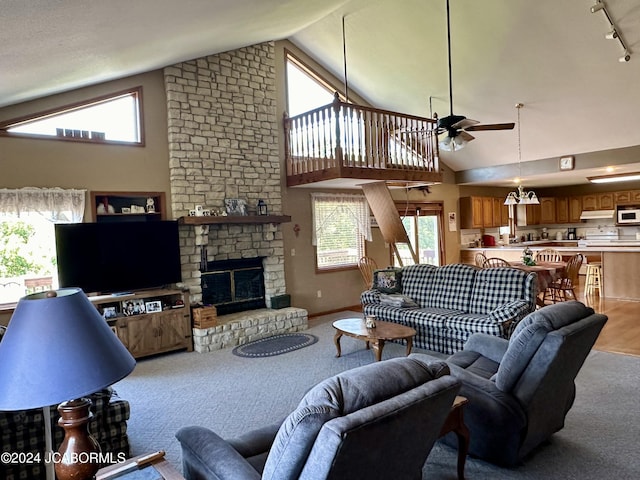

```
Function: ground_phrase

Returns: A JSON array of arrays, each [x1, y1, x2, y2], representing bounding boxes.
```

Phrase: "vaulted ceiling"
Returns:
[[2, 0, 640, 187]]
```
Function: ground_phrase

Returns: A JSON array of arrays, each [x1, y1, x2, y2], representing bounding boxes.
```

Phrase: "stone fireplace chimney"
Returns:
[[164, 42, 286, 306]]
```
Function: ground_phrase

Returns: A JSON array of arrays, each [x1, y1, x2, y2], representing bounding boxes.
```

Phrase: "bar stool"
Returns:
[[585, 262, 602, 295]]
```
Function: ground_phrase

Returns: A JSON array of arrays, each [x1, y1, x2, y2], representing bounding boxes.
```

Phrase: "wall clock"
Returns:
[[559, 155, 574, 171]]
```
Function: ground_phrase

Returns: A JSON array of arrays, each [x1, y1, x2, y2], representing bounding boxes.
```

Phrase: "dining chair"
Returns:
[[535, 248, 563, 263], [482, 257, 511, 268], [543, 254, 584, 303], [474, 252, 488, 267], [358, 256, 378, 288]]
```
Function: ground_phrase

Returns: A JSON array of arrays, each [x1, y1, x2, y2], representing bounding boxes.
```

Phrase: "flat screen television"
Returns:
[[55, 221, 182, 295]]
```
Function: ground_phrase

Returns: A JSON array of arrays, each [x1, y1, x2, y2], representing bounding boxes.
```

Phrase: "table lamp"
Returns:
[[0, 288, 136, 480]]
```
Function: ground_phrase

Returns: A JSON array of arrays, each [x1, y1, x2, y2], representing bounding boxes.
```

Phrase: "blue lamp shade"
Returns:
[[0, 288, 136, 411]]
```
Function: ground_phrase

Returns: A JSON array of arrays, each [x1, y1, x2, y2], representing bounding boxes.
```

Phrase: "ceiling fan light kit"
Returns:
[[435, 0, 514, 152], [590, 0, 631, 62]]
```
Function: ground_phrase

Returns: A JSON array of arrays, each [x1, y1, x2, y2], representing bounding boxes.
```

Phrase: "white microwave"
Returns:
[[617, 208, 640, 224]]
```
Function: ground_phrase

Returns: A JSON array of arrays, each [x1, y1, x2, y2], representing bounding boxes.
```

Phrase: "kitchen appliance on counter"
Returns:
[[541, 228, 549, 239], [482, 234, 496, 247], [616, 206, 640, 225], [577, 227, 619, 246], [568, 228, 577, 240]]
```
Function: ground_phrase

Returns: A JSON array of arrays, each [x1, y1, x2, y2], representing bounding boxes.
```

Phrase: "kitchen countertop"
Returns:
[[462, 241, 640, 252]]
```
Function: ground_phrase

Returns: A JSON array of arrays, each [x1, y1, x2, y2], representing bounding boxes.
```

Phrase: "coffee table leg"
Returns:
[[334, 331, 343, 358], [372, 339, 385, 361], [405, 337, 413, 356]]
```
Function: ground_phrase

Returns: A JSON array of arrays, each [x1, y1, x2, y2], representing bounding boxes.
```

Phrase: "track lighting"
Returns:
[[605, 29, 618, 40], [589, 1, 631, 63]]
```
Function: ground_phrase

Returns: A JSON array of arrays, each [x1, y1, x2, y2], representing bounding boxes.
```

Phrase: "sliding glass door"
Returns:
[[393, 203, 444, 267]]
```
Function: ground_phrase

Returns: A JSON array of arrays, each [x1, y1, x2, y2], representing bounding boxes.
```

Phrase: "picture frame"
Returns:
[[372, 268, 402, 294], [224, 198, 248, 216], [102, 306, 117, 319], [121, 299, 146, 316], [145, 300, 163, 313]]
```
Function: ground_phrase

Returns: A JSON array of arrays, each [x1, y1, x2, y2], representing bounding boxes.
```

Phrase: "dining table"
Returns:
[[509, 261, 567, 307]]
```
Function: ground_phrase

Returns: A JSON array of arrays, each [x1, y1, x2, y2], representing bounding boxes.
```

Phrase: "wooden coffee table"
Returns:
[[333, 318, 416, 361]]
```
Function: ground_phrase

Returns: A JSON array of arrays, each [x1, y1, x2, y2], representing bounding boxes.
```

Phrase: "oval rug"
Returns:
[[232, 333, 318, 358]]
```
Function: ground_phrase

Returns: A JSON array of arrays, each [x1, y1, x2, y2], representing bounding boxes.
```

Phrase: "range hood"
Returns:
[[579, 209, 615, 220]]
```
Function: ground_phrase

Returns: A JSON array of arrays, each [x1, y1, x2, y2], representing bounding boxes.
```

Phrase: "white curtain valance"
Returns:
[[0, 187, 86, 223], [311, 192, 372, 246]]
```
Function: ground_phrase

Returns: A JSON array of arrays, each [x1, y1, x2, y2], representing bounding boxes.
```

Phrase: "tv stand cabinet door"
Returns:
[[122, 316, 160, 358], [156, 310, 193, 353]]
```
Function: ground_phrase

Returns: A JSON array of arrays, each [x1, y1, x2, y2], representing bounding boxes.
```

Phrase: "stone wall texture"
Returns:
[[164, 42, 285, 304]]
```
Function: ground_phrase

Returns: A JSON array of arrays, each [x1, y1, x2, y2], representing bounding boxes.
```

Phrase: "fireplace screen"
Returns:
[[201, 257, 265, 315]]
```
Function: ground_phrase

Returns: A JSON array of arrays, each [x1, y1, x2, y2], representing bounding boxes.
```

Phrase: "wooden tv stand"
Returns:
[[90, 288, 193, 359]]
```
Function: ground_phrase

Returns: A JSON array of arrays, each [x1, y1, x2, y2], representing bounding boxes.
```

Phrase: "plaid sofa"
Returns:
[[0, 387, 130, 480], [361, 264, 537, 354]]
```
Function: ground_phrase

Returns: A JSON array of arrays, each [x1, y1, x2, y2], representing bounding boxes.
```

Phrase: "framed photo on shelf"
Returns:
[[121, 299, 146, 316], [224, 198, 248, 216], [145, 300, 163, 313], [102, 306, 117, 319]]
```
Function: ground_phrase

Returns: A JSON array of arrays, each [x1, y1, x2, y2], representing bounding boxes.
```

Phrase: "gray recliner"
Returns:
[[176, 357, 461, 480], [413, 300, 607, 467]]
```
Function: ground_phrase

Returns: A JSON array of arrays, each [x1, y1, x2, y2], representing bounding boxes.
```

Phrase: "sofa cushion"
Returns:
[[400, 264, 438, 306], [469, 267, 536, 314], [424, 264, 478, 311], [494, 301, 595, 392], [363, 304, 407, 325]]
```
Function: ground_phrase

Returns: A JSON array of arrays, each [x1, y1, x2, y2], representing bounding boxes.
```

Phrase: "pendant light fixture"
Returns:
[[504, 103, 539, 206]]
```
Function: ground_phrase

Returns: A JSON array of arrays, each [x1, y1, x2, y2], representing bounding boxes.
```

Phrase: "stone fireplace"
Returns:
[[162, 42, 308, 351]]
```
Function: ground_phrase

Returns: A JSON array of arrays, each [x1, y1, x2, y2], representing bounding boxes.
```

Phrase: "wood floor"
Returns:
[[311, 276, 640, 357]]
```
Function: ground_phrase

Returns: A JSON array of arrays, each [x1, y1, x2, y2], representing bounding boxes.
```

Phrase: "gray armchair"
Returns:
[[176, 357, 461, 480], [414, 301, 607, 466]]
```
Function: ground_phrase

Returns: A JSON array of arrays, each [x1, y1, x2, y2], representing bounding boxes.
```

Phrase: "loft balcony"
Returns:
[[284, 94, 442, 188]]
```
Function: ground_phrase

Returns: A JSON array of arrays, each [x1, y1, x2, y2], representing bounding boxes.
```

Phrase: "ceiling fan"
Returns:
[[436, 0, 515, 152]]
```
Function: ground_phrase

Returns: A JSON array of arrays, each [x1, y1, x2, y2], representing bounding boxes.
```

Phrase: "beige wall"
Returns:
[[0, 71, 172, 220]]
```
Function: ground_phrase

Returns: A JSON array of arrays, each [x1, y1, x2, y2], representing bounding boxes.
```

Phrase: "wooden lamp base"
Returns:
[[55, 398, 101, 480]]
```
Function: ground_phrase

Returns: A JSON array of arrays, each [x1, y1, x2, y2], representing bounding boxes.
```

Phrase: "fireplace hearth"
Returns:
[[201, 257, 266, 315]]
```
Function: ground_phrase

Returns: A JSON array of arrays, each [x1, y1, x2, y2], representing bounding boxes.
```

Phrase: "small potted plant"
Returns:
[[522, 247, 535, 266]]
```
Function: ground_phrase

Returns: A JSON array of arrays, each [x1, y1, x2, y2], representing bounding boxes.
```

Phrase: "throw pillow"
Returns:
[[373, 268, 402, 293]]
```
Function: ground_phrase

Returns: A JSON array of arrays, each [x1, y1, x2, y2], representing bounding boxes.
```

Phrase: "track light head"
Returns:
[[590, 1, 605, 13], [619, 52, 631, 62], [605, 29, 618, 40]]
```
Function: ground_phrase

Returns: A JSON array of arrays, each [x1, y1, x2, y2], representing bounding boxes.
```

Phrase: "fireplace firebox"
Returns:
[[201, 257, 265, 315]]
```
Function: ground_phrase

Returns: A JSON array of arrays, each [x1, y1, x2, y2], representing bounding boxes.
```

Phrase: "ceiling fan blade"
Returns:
[[465, 122, 515, 132], [459, 131, 475, 142], [452, 118, 479, 130]]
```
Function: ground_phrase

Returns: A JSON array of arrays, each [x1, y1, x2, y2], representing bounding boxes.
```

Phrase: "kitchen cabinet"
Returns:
[[460, 196, 507, 229], [556, 197, 569, 224], [582, 193, 615, 211], [614, 190, 640, 205], [482, 197, 494, 227], [569, 196, 582, 223], [540, 197, 556, 224]]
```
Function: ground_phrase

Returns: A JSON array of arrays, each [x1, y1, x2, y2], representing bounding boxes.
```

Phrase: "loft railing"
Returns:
[[284, 93, 439, 177]]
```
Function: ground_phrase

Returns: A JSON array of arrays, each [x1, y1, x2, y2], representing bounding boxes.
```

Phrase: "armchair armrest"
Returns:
[[463, 333, 509, 364], [176, 426, 261, 480], [227, 422, 282, 458]]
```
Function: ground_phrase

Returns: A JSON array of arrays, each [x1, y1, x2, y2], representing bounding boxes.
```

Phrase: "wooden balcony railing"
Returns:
[[284, 93, 441, 186]]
